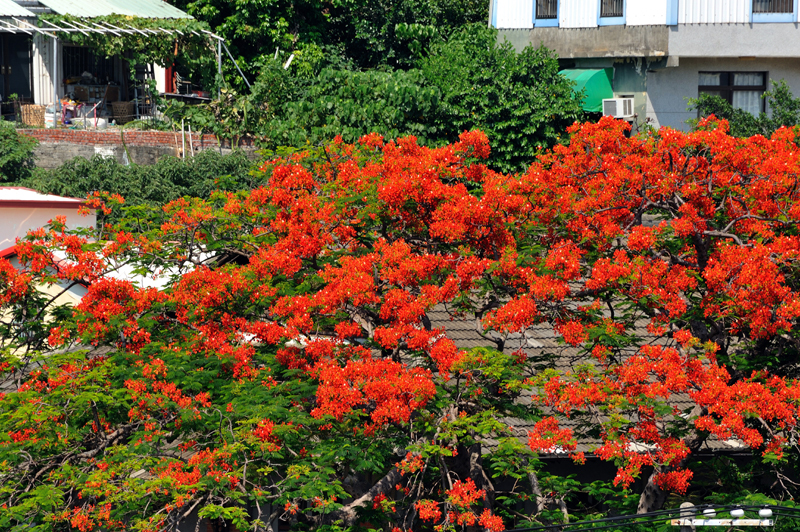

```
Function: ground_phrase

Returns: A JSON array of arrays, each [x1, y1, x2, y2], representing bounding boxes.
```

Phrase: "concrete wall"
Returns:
[[19, 129, 258, 169], [500, 25, 669, 57], [646, 57, 800, 130], [33, 142, 178, 169], [501, 22, 800, 60], [669, 23, 800, 57]]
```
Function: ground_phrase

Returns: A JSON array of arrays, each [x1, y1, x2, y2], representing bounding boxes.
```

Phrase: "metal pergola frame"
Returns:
[[0, 16, 240, 110]]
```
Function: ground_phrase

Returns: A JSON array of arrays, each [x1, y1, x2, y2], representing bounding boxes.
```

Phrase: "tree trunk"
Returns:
[[469, 443, 495, 509], [637, 405, 707, 514], [637, 469, 668, 514], [336, 466, 403, 525], [526, 464, 545, 515]]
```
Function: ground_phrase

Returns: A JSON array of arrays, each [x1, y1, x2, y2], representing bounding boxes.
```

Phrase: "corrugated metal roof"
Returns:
[[0, 0, 35, 17], [36, 0, 191, 19]]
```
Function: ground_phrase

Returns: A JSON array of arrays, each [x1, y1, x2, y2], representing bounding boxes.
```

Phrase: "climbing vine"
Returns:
[[41, 14, 218, 87]]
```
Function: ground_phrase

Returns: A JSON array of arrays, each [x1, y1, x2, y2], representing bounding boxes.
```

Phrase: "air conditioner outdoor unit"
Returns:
[[602, 98, 634, 119]]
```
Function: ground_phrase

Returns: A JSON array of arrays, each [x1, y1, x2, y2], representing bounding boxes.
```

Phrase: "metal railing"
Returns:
[[600, 0, 624, 17], [536, 0, 558, 19]]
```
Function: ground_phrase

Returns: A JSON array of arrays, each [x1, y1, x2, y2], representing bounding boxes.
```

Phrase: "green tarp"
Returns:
[[559, 68, 614, 113]]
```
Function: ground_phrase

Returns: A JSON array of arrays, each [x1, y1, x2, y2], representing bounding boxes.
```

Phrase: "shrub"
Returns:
[[690, 80, 800, 138], [0, 121, 37, 183], [22, 149, 254, 210], [271, 68, 441, 146]]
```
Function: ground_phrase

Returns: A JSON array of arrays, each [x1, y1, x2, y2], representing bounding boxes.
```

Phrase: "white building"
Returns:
[[490, 0, 800, 129], [0, 187, 96, 312]]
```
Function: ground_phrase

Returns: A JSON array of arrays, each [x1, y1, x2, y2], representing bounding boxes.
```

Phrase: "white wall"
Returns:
[[494, 0, 768, 28], [0, 207, 96, 251], [678, 0, 750, 24], [559, 0, 598, 27], [628, 0, 669, 25], [495, 0, 533, 28], [154, 64, 167, 94], [32, 34, 63, 105]]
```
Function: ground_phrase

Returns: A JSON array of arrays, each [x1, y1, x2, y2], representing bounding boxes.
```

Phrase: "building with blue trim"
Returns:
[[490, 0, 800, 129]]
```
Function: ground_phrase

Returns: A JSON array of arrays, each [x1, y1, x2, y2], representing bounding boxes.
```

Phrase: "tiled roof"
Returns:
[[428, 303, 745, 456]]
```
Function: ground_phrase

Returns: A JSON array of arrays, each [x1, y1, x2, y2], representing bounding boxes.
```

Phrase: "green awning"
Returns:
[[559, 68, 614, 113]]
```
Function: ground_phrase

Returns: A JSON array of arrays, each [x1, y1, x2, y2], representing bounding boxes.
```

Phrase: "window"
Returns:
[[534, 0, 558, 26], [600, 0, 624, 17], [752, 0, 796, 22], [753, 0, 793, 13], [598, 0, 624, 25], [698, 72, 767, 115], [63, 45, 118, 83], [536, 0, 558, 19]]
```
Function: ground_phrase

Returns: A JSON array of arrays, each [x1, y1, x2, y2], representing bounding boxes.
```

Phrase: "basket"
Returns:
[[20, 104, 45, 127], [111, 101, 135, 125]]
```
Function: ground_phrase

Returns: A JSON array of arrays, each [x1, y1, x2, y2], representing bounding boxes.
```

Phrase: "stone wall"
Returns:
[[18, 129, 257, 169]]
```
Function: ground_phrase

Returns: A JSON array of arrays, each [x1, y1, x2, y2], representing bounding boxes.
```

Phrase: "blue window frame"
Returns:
[[752, 0, 797, 22], [534, 0, 559, 27], [598, 0, 625, 25]]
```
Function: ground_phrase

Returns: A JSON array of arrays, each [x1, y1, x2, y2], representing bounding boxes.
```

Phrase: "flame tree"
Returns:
[[1, 117, 799, 532]]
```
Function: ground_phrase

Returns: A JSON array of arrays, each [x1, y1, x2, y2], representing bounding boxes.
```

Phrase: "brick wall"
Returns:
[[19, 129, 220, 148]]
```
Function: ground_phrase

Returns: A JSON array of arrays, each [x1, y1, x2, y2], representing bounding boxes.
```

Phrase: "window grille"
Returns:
[[752, 0, 793, 13], [600, 0, 624, 17], [536, 0, 558, 19]]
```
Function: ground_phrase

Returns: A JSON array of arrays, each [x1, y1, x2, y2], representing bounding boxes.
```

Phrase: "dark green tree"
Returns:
[[167, 0, 490, 80], [420, 24, 584, 173]]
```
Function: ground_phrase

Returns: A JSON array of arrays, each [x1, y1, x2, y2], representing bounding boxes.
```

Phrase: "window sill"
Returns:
[[534, 18, 559, 27], [598, 16, 626, 26], [752, 12, 795, 23]]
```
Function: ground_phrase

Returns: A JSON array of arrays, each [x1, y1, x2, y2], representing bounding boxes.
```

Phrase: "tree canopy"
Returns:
[[1, 118, 800, 532], [166, 0, 490, 72]]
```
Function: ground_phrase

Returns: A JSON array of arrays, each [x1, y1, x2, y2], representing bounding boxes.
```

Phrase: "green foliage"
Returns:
[[20, 149, 254, 211], [689, 80, 800, 137], [168, 0, 489, 81], [420, 24, 584, 173], [273, 67, 442, 146], [327, 0, 490, 68], [0, 121, 37, 183], [162, 60, 306, 144], [170, 25, 583, 173]]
